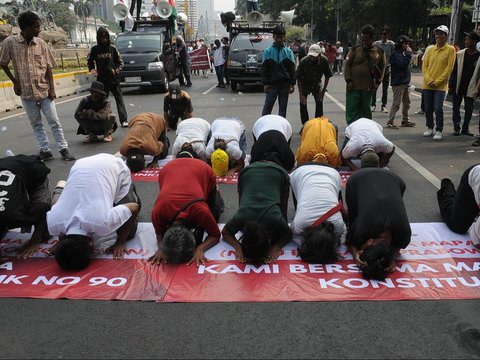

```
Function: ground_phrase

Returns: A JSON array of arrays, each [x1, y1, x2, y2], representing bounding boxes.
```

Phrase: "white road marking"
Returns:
[[202, 84, 217, 95], [326, 92, 441, 189]]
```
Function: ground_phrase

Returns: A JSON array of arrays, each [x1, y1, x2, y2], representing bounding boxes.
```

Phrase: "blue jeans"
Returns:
[[262, 85, 289, 118], [21, 97, 69, 152], [215, 64, 224, 85], [423, 89, 446, 132], [452, 93, 474, 132]]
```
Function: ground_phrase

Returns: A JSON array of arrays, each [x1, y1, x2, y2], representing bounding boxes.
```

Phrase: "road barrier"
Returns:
[[0, 70, 91, 113]]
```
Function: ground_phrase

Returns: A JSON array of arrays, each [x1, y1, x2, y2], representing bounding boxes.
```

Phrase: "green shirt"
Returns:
[[225, 161, 291, 241], [296, 54, 332, 95]]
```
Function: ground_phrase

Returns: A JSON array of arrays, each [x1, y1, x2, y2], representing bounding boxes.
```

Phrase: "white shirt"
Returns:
[[336, 46, 343, 60], [213, 45, 225, 66], [342, 118, 394, 158], [206, 117, 245, 161], [47, 154, 133, 238], [290, 165, 346, 246], [172, 118, 211, 161], [468, 165, 480, 246], [252, 115, 292, 142]]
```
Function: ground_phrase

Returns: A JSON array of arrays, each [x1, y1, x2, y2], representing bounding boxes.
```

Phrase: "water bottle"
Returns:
[[5, 150, 14, 156]]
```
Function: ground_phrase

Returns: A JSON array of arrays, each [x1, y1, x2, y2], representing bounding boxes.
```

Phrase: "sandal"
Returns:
[[401, 121, 416, 127], [386, 123, 399, 129], [83, 135, 98, 143], [103, 134, 113, 142]]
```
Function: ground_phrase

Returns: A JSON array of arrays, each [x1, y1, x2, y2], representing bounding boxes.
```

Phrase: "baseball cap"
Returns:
[[307, 44, 322, 57], [434, 25, 449, 35], [465, 31, 480, 43], [360, 151, 379, 168], [211, 149, 229, 176]]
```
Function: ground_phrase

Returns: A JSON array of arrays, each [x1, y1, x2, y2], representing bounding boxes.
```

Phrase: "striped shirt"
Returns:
[[0, 34, 56, 100]]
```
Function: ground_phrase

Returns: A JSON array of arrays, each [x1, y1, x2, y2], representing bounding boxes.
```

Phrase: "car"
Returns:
[[114, 30, 169, 92], [226, 24, 279, 91]]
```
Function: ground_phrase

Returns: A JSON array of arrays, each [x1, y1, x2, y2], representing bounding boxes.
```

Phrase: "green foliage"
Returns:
[[47, 1, 78, 33], [285, 25, 306, 41]]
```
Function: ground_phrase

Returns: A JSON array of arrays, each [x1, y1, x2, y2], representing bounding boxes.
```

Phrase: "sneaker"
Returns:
[[440, 178, 453, 189], [433, 131, 443, 141], [186, 82, 192, 87], [121, 121, 129, 128], [371, 105, 376, 112], [381, 106, 388, 113], [461, 130, 474, 136], [452, 129, 461, 136], [423, 128, 434, 137], [55, 180, 67, 189], [472, 139, 480, 147], [401, 121, 416, 127], [39, 150, 54, 161], [386, 123, 399, 129], [60, 148, 76, 161]]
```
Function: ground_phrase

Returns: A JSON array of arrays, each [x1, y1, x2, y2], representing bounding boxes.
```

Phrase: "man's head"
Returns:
[[97, 27, 110, 46], [214, 39, 221, 47], [222, 37, 229, 44], [54, 234, 93, 271], [298, 221, 338, 264], [395, 35, 410, 51], [242, 221, 270, 262], [434, 25, 449, 46], [177, 142, 198, 159], [161, 223, 196, 263], [272, 26, 286, 47], [464, 31, 480, 49], [18, 11, 41, 39], [211, 148, 229, 176], [359, 241, 395, 280], [360, 149, 380, 168], [360, 24, 375, 49], [380, 26, 390, 41], [87, 81, 107, 102], [126, 148, 145, 173], [307, 44, 322, 58], [168, 85, 182, 100]]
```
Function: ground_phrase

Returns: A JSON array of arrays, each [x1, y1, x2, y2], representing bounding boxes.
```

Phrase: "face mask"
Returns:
[[171, 93, 178, 99]]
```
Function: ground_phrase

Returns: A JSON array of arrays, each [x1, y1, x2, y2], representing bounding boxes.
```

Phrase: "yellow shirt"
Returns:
[[422, 43, 456, 91], [295, 117, 340, 167]]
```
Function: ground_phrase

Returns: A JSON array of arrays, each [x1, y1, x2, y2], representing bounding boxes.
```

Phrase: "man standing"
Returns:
[[246, 0, 258, 13], [176, 35, 192, 87], [344, 24, 386, 125], [334, 41, 344, 74], [296, 44, 332, 125], [372, 26, 395, 113], [261, 26, 296, 118], [448, 31, 480, 137], [88, 27, 128, 128], [0, 11, 75, 161], [422, 25, 456, 141], [213, 39, 225, 88]]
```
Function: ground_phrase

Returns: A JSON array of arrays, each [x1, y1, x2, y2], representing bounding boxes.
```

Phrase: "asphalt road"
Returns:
[[1, 73, 480, 359]]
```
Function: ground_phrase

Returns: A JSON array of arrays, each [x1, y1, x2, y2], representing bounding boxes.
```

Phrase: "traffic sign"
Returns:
[[473, 10, 480, 22]]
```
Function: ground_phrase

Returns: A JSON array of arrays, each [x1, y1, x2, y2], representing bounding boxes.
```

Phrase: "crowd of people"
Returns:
[[0, 11, 479, 283]]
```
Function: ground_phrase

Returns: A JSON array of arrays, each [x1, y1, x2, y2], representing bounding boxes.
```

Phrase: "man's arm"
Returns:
[[221, 226, 244, 263], [105, 202, 140, 259], [340, 150, 358, 171], [46, 67, 56, 100], [112, 46, 124, 75], [17, 218, 48, 259], [226, 156, 245, 177], [379, 145, 395, 168]]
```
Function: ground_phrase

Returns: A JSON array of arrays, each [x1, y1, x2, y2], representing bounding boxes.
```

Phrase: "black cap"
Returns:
[[465, 31, 480, 43], [169, 84, 181, 95], [398, 35, 410, 43], [87, 81, 107, 96]]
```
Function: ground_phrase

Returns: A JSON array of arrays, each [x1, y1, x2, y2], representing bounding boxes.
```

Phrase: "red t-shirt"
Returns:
[[151, 158, 220, 238]]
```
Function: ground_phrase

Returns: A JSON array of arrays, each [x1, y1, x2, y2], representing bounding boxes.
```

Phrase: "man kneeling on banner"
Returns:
[[437, 164, 480, 247], [222, 161, 291, 264], [346, 168, 411, 280], [119, 112, 170, 173], [340, 117, 395, 171], [163, 85, 193, 130], [75, 81, 117, 143], [0, 154, 52, 258], [46, 154, 141, 270], [290, 163, 347, 264], [149, 157, 224, 266], [171, 117, 211, 162], [206, 117, 247, 177]]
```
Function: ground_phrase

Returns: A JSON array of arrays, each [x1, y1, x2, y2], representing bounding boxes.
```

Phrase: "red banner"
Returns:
[[2, 223, 480, 302], [189, 47, 211, 71]]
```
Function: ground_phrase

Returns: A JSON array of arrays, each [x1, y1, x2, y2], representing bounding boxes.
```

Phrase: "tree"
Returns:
[[60, 0, 100, 43], [46, 1, 78, 33], [285, 25, 305, 42]]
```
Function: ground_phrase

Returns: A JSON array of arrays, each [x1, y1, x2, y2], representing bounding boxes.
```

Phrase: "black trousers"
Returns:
[[437, 165, 479, 234], [372, 70, 390, 107], [103, 82, 128, 124], [300, 90, 324, 125], [194, 188, 224, 245]]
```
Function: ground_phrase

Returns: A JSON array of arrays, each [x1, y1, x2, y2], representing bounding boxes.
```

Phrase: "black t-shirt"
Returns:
[[163, 94, 193, 115], [459, 52, 480, 96], [250, 130, 295, 171], [0, 155, 51, 228], [345, 168, 411, 249]]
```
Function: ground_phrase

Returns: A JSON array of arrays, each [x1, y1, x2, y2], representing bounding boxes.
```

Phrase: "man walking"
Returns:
[[422, 25, 456, 141], [372, 26, 395, 113], [261, 26, 296, 118], [296, 44, 332, 125], [344, 24, 386, 125], [0, 11, 75, 161], [449, 31, 480, 137], [88, 27, 128, 128]]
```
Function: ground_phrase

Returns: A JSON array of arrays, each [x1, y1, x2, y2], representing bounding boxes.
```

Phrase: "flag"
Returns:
[[168, 0, 177, 17]]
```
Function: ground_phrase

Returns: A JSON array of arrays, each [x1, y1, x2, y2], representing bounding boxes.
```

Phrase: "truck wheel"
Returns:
[[157, 73, 169, 93]]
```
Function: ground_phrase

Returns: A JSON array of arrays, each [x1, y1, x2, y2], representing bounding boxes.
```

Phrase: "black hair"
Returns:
[[54, 235, 92, 271], [395, 35, 410, 51], [359, 242, 395, 281], [381, 26, 390, 34], [126, 148, 145, 173], [241, 221, 271, 262], [299, 221, 338, 264], [213, 138, 227, 151], [214, 39, 221, 46], [360, 24, 375, 38], [273, 26, 286, 36], [18, 11, 40, 31], [161, 224, 196, 264], [177, 142, 198, 159]]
